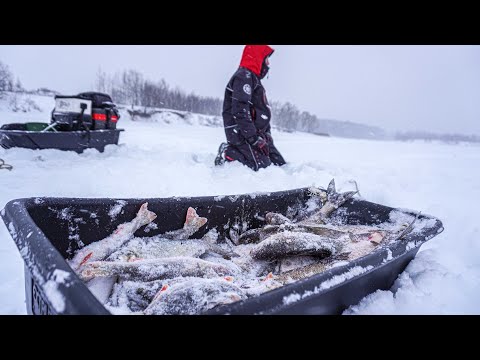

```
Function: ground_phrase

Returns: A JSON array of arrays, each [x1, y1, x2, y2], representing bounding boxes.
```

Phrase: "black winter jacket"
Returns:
[[222, 67, 272, 146]]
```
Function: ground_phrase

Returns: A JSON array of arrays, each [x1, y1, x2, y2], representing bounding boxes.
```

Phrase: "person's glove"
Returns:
[[247, 135, 269, 156], [264, 132, 273, 144]]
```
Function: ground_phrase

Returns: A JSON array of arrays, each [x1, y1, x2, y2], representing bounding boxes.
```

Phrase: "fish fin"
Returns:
[[323, 179, 359, 210], [184, 207, 208, 229], [151, 284, 169, 302], [79, 252, 94, 268], [137, 202, 157, 225], [263, 273, 274, 282], [340, 191, 358, 202], [327, 179, 336, 194]]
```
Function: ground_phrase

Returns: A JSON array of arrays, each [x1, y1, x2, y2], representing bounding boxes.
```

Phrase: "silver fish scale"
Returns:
[[144, 278, 247, 315], [107, 237, 208, 261], [81, 257, 240, 282], [109, 280, 165, 312], [250, 231, 345, 261]]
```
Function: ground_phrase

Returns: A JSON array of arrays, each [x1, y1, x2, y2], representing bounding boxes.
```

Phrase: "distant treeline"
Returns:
[[93, 68, 388, 139], [270, 100, 387, 139], [94, 69, 222, 116], [395, 131, 480, 144]]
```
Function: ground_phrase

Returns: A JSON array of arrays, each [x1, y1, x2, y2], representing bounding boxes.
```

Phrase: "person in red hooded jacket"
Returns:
[[214, 45, 286, 171]]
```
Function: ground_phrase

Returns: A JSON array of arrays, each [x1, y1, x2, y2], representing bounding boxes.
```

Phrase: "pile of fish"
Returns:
[[68, 180, 418, 315]]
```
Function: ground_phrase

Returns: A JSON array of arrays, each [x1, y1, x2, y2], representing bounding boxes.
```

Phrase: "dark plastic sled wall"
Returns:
[[0, 129, 123, 153]]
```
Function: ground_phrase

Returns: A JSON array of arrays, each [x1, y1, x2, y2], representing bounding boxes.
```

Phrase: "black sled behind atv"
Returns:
[[0, 92, 123, 153]]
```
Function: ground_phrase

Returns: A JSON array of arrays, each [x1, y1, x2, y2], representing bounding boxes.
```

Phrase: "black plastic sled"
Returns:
[[0, 126, 124, 153], [1, 188, 444, 315]]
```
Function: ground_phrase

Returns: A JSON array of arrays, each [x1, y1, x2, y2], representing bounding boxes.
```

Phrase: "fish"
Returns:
[[200, 244, 276, 278], [108, 276, 221, 312], [265, 212, 292, 226], [79, 256, 240, 282], [274, 214, 421, 283], [266, 212, 417, 245], [274, 255, 319, 274], [160, 207, 208, 240], [236, 224, 295, 245], [243, 204, 415, 247], [237, 222, 356, 245], [300, 179, 358, 224], [107, 229, 239, 262], [68, 203, 157, 272], [237, 216, 367, 245], [107, 237, 207, 261], [108, 280, 166, 312], [296, 223, 392, 243], [275, 253, 351, 284], [249, 231, 345, 261], [233, 273, 285, 297], [144, 278, 247, 315], [341, 212, 419, 246], [236, 179, 357, 245]]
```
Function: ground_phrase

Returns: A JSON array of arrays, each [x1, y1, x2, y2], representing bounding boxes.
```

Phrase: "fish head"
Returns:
[[265, 212, 292, 225], [79, 264, 102, 281]]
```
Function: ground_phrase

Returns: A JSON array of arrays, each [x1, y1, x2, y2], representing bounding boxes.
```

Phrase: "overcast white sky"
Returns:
[[1, 45, 479, 135]]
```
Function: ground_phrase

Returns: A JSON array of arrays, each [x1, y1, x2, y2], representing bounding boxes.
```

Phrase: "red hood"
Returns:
[[239, 45, 275, 77]]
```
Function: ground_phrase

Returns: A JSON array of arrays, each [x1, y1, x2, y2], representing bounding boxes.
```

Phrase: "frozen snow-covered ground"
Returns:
[[1, 93, 479, 314]]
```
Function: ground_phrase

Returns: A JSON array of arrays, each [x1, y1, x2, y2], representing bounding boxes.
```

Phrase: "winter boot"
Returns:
[[214, 143, 229, 166]]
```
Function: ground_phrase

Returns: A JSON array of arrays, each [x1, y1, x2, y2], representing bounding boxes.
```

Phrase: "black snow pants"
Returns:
[[224, 142, 286, 171]]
